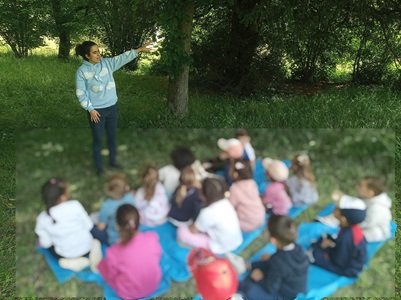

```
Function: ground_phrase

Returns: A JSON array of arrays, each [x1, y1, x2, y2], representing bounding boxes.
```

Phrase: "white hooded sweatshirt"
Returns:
[[359, 192, 392, 242]]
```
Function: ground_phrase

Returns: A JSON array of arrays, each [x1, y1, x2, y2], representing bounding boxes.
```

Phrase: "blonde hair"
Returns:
[[105, 173, 129, 200], [175, 166, 199, 207], [141, 165, 159, 201], [292, 153, 316, 187]]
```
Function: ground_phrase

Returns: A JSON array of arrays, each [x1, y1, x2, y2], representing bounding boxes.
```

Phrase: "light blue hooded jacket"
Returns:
[[75, 50, 138, 112]]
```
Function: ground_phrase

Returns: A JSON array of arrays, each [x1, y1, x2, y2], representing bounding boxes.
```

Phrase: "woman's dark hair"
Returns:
[[75, 41, 97, 61], [41, 178, 67, 223], [230, 159, 253, 181], [170, 146, 195, 170], [116, 204, 140, 245], [202, 177, 228, 206]]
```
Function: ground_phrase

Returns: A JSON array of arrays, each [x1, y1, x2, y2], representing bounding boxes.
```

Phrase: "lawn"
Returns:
[[14, 128, 396, 298], [0, 52, 400, 129]]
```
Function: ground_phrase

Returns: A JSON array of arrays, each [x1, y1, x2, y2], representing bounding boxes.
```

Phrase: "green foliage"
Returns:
[[90, 0, 158, 62], [0, 0, 46, 57], [0, 132, 15, 299], [45, 0, 95, 58], [158, 0, 194, 78]]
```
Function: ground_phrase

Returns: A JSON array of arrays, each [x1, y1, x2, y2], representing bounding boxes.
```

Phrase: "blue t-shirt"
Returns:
[[99, 192, 136, 244]]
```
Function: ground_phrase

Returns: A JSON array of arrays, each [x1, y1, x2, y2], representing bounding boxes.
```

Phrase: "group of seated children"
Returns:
[[34, 129, 393, 299]]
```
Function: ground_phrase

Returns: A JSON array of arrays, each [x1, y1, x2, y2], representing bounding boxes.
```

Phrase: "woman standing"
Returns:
[[75, 41, 151, 176]]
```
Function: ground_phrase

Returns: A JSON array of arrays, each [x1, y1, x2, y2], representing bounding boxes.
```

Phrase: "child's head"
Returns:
[[175, 166, 199, 207], [291, 153, 316, 186], [188, 248, 238, 300], [267, 215, 298, 247], [41, 178, 68, 223], [170, 146, 196, 171], [229, 159, 253, 181], [141, 165, 159, 200], [105, 173, 130, 200], [202, 177, 228, 206], [217, 138, 244, 159], [334, 196, 366, 227], [262, 158, 289, 182], [116, 204, 140, 245], [235, 128, 251, 144], [356, 176, 386, 199]]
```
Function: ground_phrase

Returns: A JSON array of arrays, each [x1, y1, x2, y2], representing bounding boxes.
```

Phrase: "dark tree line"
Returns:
[[1, 0, 400, 114]]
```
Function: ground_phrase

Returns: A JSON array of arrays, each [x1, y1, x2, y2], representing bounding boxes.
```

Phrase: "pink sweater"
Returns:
[[263, 182, 292, 215], [98, 232, 162, 299], [229, 179, 265, 232]]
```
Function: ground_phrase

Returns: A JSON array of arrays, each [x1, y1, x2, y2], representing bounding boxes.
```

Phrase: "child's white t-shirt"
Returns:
[[35, 200, 94, 258], [158, 165, 180, 200], [195, 198, 243, 254]]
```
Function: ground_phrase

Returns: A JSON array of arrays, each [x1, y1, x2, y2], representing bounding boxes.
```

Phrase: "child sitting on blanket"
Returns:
[[228, 159, 265, 232], [35, 178, 102, 272], [168, 166, 203, 227], [96, 173, 136, 245], [98, 204, 162, 299], [262, 158, 292, 215], [317, 176, 392, 242], [134, 165, 170, 226], [234, 215, 309, 299], [235, 128, 256, 170], [308, 196, 367, 277], [177, 177, 243, 254], [287, 153, 319, 206], [158, 146, 195, 199], [203, 137, 244, 186]]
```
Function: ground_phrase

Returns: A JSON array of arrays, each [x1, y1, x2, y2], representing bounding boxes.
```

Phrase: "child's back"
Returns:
[[310, 196, 367, 277], [287, 153, 318, 206], [169, 166, 203, 226], [36, 199, 94, 258], [99, 192, 135, 244], [169, 187, 203, 226], [228, 160, 264, 232], [262, 158, 292, 215], [195, 198, 243, 254], [98, 204, 162, 299], [237, 215, 308, 299], [99, 231, 162, 298], [263, 182, 292, 215], [287, 175, 318, 206], [360, 192, 392, 242], [252, 243, 308, 298]]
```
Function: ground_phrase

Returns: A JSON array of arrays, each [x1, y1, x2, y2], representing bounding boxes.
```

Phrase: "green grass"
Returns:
[[0, 52, 400, 129], [0, 132, 16, 299], [14, 128, 395, 298]]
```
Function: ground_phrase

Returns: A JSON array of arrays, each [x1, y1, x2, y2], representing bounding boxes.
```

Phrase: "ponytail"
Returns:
[[41, 178, 67, 223], [116, 204, 140, 245]]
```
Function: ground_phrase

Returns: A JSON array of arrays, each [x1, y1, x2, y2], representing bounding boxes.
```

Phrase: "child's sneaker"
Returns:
[[59, 257, 90, 271], [225, 253, 247, 275], [89, 239, 102, 273], [315, 214, 340, 227]]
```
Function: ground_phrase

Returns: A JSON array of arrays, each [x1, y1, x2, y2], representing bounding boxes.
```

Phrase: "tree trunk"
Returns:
[[51, 0, 71, 59], [168, 0, 194, 117], [58, 29, 71, 59], [221, 0, 261, 95]]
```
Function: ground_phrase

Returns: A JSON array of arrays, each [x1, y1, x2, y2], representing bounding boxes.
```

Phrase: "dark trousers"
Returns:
[[238, 277, 291, 300], [87, 104, 119, 170]]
